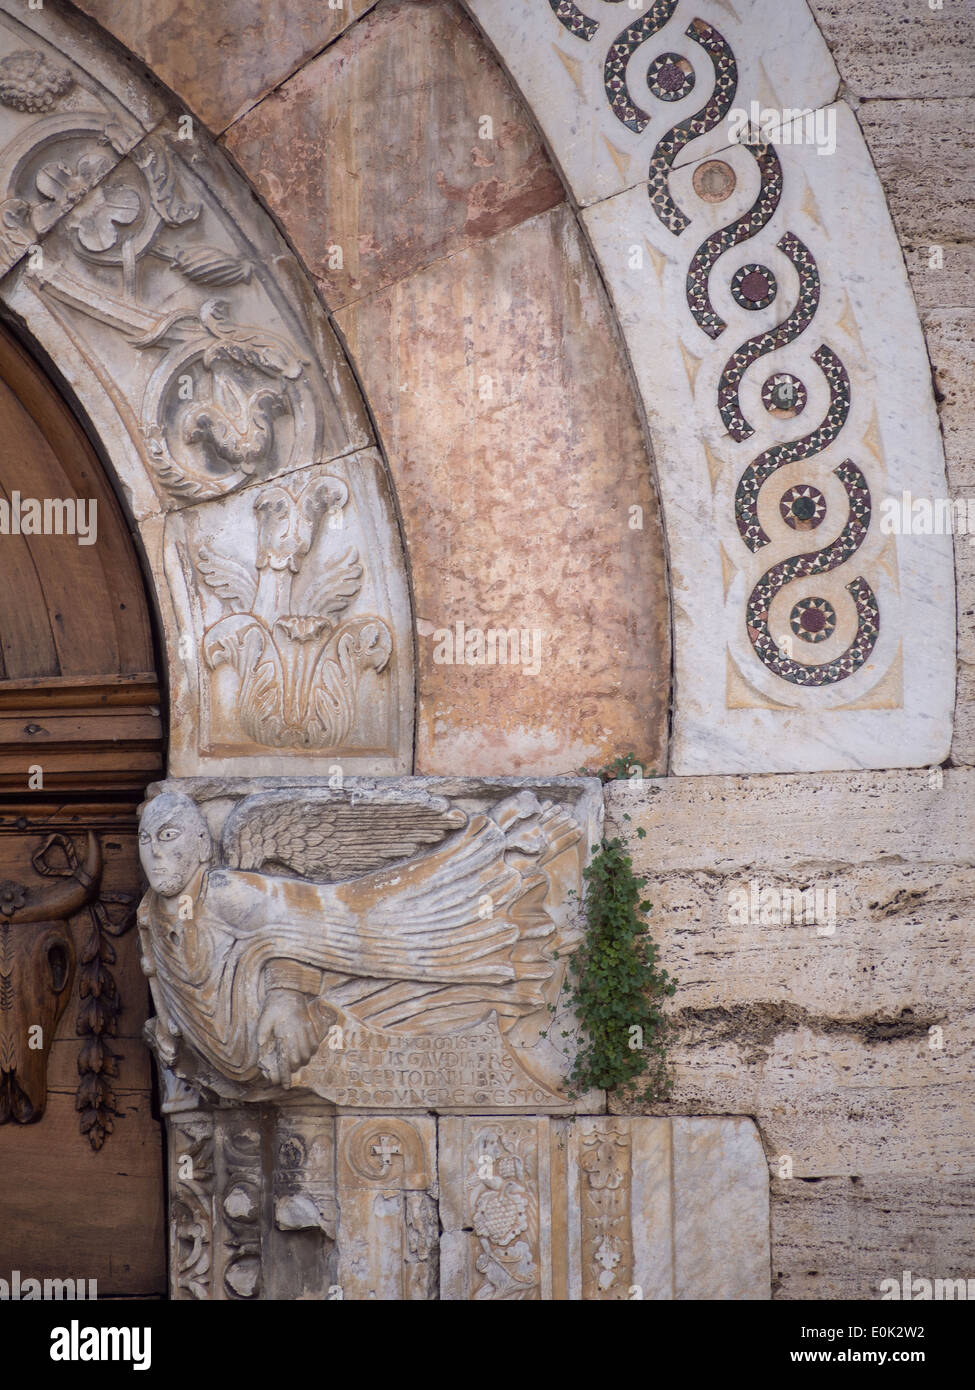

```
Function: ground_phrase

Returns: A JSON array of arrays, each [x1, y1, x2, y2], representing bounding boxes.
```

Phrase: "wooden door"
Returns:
[[0, 324, 166, 1297]]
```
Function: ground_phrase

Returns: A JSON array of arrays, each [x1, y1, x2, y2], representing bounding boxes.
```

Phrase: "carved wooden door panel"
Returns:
[[0, 324, 166, 1297]]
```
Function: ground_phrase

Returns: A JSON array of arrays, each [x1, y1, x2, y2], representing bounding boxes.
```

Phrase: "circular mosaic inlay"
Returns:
[[692, 158, 737, 203], [780, 484, 827, 531], [648, 53, 695, 102], [762, 372, 807, 418], [731, 263, 777, 310], [790, 596, 836, 643]]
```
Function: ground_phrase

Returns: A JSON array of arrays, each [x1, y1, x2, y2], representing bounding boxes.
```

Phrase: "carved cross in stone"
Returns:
[[370, 1134, 402, 1173]]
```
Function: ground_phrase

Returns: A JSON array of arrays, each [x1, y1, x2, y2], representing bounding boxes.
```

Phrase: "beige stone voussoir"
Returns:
[[223, 0, 565, 309], [74, 0, 380, 134], [336, 204, 671, 777]]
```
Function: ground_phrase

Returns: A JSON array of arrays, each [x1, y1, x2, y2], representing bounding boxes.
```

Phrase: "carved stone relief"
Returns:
[[162, 454, 408, 764], [335, 1116, 439, 1301], [440, 1116, 771, 1301], [160, 1101, 771, 1300], [138, 777, 603, 1114], [0, 0, 413, 777]]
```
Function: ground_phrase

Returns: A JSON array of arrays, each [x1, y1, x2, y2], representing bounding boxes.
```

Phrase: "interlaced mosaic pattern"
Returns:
[[718, 233, 820, 440], [603, 1, 681, 134], [734, 345, 851, 549], [549, 0, 879, 690], [648, 20, 738, 235], [546, 0, 600, 43], [684, 136, 783, 339], [746, 462, 877, 686]]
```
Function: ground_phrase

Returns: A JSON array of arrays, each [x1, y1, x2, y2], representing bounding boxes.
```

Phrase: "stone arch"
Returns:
[[0, 0, 951, 783], [462, 0, 955, 774], [60, 0, 677, 781], [0, 0, 414, 778]]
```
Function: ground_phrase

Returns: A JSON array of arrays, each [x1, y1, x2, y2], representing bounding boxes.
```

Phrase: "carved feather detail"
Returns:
[[222, 791, 468, 881]]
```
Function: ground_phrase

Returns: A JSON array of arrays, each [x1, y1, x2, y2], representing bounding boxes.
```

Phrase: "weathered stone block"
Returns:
[[224, 0, 563, 306], [139, 775, 603, 1113], [809, 0, 975, 100], [75, 0, 379, 133], [924, 310, 975, 491], [606, 771, 975, 1179], [337, 204, 670, 777], [771, 1174, 975, 1301], [439, 1115, 770, 1300]]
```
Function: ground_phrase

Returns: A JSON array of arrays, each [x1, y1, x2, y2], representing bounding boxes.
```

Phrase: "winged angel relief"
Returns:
[[193, 474, 391, 749], [137, 787, 583, 1102]]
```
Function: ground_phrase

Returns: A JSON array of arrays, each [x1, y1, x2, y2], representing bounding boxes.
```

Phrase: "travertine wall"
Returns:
[[607, 770, 975, 1298], [808, 0, 975, 765]]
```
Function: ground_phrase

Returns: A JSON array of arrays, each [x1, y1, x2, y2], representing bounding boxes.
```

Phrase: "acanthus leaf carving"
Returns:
[[170, 1108, 214, 1301], [195, 474, 391, 750]]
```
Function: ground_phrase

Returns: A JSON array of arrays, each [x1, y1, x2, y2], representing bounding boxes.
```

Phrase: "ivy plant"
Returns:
[[564, 824, 675, 1105]]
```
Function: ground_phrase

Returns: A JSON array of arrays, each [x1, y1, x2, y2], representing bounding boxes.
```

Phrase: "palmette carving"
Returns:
[[578, 1123, 633, 1300], [137, 781, 589, 1108], [194, 474, 392, 749]]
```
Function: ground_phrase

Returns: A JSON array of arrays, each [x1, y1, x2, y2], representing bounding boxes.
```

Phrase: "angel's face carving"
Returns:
[[139, 793, 212, 897]]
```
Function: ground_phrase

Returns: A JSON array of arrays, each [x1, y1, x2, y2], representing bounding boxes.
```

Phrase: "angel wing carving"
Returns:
[[222, 789, 468, 881]]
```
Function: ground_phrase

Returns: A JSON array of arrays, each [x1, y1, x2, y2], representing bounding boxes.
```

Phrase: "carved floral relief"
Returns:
[[0, 8, 409, 773]]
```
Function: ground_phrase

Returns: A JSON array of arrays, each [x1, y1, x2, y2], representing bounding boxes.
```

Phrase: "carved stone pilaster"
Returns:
[[165, 1089, 214, 1302]]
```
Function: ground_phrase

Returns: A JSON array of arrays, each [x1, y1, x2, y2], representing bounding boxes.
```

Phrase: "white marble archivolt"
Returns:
[[138, 777, 602, 1111], [465, 0, 955, 773], [0, 0, 412, 776]]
